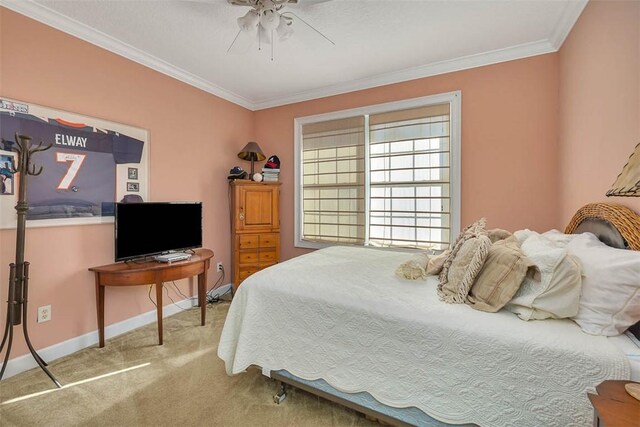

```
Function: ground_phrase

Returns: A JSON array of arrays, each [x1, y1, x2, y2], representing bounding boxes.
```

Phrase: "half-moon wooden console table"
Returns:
[[89, 248, 214, 347]]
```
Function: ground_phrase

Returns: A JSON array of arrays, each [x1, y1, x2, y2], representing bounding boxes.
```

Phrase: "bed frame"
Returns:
[[266, 202, 640, 426], [270, 370, 417, 427]]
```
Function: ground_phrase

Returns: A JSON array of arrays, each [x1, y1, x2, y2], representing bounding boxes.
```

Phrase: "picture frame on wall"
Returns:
[[128, 167, 138, 180], [0, 152, 16, 196], [0, 97, 150, 229], [126, 182, 139, 192]]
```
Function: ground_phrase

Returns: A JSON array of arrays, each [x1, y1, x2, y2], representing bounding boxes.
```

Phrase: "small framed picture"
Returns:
[[128, 167, 138, 180], [0, 153, 15, 196], [126, 182, 139, 192]]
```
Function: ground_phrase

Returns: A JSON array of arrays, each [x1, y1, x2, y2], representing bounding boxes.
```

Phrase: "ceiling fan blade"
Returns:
[[227, 0, 258, 6], [289, 0, 333, 5]]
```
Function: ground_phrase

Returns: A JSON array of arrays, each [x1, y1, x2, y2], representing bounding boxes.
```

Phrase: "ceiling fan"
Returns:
[[227, 0, 334, 58]]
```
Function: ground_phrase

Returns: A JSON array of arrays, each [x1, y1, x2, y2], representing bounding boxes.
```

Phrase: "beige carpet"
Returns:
[[0, 302, 375, 426]]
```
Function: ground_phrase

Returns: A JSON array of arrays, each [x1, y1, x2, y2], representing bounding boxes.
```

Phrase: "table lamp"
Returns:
[[238, 141, 266, 180], [606, 142, 640, 197]]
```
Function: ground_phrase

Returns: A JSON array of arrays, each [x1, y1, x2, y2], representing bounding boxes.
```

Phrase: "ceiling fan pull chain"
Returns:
[[271, 30, 274, 61]]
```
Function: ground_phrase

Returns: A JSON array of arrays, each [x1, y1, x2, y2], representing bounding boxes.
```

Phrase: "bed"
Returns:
[[218, 203, 640, 426]]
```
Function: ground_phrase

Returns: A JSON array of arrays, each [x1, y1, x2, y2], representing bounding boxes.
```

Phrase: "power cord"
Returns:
[[207, 265, 232, 304], [171, 281, 190, 300], [147, 282, 195, 311], [148, 285, 157, 308], [147, 266, 230, 308], [208, 286, 232, 304], [163, 284, 191, 310]]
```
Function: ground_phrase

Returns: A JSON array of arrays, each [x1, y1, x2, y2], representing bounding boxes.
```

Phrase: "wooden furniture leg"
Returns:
[[198, 269, 207, 326], [95, 275, 105, 348], [155, 280, 163, 345]]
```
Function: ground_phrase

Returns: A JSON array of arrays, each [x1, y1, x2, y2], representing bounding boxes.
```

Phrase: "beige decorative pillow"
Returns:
[[426, 250, 450, 276], [487, 228, 512, 243], [438, 218, 491, 303], [466, 237, 536, 312], [395, 252, 430, 280]]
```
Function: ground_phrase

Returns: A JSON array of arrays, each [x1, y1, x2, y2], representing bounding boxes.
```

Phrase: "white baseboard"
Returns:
[[1, 283, 232, 379]]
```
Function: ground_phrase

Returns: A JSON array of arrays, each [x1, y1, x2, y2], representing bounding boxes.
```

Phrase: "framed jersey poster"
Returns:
[[0, 98, 149, 229]]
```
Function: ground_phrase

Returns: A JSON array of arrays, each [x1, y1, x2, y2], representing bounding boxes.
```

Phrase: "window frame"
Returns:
[[294, 91, 461, 250]]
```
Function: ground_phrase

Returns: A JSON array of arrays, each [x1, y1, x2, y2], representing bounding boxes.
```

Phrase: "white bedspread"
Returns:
[[218, 246, 630, 426]]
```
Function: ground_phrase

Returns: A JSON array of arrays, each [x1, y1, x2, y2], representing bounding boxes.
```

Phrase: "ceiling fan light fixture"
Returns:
[[227, 0, 334, 56], [259, 9, 281, 31], [237, 9, 259, 32], [276, 15, 294, 41]]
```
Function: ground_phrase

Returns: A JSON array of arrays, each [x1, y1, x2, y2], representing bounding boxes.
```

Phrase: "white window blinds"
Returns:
[[301, 117, 365, 244], [368, 104, 451, 250]]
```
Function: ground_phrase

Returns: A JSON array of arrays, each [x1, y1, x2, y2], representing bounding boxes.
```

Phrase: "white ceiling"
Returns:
[[2, 0, 587, 110]]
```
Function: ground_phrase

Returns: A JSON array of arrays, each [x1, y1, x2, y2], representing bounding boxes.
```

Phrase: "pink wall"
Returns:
[[559, 0, 640, 223], [255, 55, 561, 260], [0, 8, 254, 358]]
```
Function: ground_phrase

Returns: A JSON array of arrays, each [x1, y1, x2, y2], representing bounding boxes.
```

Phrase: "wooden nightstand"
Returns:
[[588, 380, 640, 426]]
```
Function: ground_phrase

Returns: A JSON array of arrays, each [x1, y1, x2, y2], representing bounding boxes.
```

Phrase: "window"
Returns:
[[295, 92, 460, 251], [301, 116, 365, 245]]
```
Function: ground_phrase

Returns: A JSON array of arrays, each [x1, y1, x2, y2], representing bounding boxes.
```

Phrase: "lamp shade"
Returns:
[[259, 9, 280, 31], [238, 141, 266, 162], [607, 142, 640, 197], [276, 15, 294, 41], [237, 9, 259, 32]]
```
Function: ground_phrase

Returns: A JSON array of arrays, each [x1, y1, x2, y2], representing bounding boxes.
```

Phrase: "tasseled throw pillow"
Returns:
[[438, 218, 491, 303]]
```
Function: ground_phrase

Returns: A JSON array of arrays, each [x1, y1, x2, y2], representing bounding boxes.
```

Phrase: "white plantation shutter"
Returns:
[[368, 104, 451, 249], [301, 117, 366, 244], [295, 93, 460, 250]]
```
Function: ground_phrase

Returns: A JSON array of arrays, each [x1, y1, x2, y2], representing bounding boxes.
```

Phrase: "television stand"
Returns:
[[89, 248, 213, 347]]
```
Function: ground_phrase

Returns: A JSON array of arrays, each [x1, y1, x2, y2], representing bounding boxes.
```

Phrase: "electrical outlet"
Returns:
[[37, 305, 51, 323], [217, 262, 223, 272]]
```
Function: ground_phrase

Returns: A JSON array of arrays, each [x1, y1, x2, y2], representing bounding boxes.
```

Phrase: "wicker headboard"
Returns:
[[565, 202, 640, 339], [565, 202, 640, 250]]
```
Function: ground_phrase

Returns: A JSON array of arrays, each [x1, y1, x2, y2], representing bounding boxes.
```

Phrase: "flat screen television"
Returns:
[[115, 202, 202, 261]]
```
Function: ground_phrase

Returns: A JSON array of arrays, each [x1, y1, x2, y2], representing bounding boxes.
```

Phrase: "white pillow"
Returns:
[[506, 231, 582, 320], [542, 229, 582, 245], [568, 232, 640, 336]]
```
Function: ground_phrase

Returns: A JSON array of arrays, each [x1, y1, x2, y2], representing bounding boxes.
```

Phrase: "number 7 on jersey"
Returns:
[[56, 152, 86, 190]]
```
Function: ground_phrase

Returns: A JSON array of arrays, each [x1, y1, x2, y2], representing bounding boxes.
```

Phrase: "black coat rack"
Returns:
[[0, 133, 61, 388]]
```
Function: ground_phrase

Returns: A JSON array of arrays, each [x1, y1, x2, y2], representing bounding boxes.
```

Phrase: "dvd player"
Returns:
[[154, 252, 192, 263]]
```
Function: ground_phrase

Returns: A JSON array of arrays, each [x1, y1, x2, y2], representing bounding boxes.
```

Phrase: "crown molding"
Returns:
[[0, 0, 255, 110], [252, 39, 557, 110], [549, 0, 588, 50], [2, 0, 586, 111]]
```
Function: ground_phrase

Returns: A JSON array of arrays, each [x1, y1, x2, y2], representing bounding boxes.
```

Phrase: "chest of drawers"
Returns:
[[230, 181, 280, 288]]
